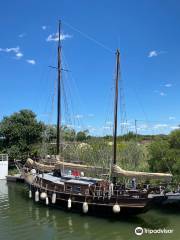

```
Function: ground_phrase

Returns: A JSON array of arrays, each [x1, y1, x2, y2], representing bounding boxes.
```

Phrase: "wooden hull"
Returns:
[[160, 194, 180, 209], [149, 193, 180, 210], [27, 184, 152, 218], [148, 194, 167, 207]]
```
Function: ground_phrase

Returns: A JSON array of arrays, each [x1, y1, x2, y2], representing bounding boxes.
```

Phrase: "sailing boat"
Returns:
[[21, 21, 172, 217]]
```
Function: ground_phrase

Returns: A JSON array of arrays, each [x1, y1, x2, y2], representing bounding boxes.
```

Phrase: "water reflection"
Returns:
[[67, 216, 73, 233], [0, 180, 180, 240], [0, 180, 8, 199], [35, 207, 40, 221]]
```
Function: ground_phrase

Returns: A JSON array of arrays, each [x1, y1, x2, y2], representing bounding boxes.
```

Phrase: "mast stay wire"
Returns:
[[61, 73, 72, 126], [61, 50, 86, 132], [36, 22, 60, 126], [119, 75, 128, 135], [62, 59, 90, 165], [117, 35, 128, 135], [63, 20, 114, 54], [36, 37, 58, 157], [61, 51, 110, 167], [36, 21, 119, 131], [40, 22, 125, 158], [62, 20, 118, 136], [61, 54, 79, 130], [102, 68, 114, 137], [47, 77, 57, 125], [35, 46, 56, 117], [63, 64, 80, 130], [50, 21, 119, 166], [60, 51, 85, 162], [133, 87, 149, 123]]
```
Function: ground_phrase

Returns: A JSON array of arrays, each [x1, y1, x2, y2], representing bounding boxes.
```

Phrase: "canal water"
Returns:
[[0, 180, 180, 240]]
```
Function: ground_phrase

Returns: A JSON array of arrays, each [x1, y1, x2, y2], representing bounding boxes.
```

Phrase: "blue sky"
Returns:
[[0, 0, 180, 135]]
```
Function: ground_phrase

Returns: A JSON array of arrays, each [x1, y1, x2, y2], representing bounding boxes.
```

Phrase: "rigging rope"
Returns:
[[63, 20, 114, 54]]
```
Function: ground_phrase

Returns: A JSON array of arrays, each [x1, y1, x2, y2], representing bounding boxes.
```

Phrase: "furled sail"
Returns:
[[112, 164, 172, 181], [25, 158, 172, 180], [25, 158, 108, 173], [26, 158, 56, 172]]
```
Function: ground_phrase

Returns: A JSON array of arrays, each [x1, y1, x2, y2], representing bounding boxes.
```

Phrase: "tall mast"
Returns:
[[56, 20, 61, 156], [112, 49, 120, 184]]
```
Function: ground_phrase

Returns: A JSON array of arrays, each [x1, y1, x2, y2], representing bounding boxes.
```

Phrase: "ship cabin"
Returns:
[[64, 179, 94, 195], [36, 172, 107, 196]]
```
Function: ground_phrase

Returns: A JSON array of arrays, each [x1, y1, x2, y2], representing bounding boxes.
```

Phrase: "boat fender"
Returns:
[[113, 203, 120, 213], [40, 192, 47, 200], [35, 190, 39, 202], [52, 193, 56, 204], [68, 198, 72, 209], [30, 168, 36, 176], [29, 190, 32, 199], [83, 202, 88, 213], [46, 196, 49, 205]]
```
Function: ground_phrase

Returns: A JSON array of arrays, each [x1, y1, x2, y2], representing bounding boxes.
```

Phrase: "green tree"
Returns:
[[122, 131, 137, 141], [169, 129, 180, 149], [0, 109, 45, 160], [118, 140, 149, 171], [45, 124, 56, 142], [148, 139, 171, 172], [61, 126, 76, 141], [76, 130, 89, 142]]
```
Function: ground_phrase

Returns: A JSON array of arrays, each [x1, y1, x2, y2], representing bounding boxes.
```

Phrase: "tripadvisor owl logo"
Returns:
[[135, 227, 143, 236], [134, 227, 174, 235]]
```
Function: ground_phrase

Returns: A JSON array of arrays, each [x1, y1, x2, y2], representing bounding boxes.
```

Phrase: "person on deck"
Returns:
[[131, 177, 137, 190]]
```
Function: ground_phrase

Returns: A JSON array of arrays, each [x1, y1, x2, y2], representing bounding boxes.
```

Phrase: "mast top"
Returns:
[[58, 20, 61, 48]]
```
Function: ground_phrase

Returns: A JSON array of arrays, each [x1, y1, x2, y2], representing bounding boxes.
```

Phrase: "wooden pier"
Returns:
[[6, 174, 24, 183]]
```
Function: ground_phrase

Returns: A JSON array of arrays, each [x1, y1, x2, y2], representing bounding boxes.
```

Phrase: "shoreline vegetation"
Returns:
[[0, 109, 180, 183]]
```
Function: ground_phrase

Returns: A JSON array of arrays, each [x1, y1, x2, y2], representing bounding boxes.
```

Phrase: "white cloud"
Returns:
[[0, 46, 20, 53], [160, 92, 166, 96], [75, 114, 83, 119], [87, 113, 94, 117], [46, 33, 72, 42], [170, 126, 180, 130], [120, 122, 130, 126], [148, 50, 158, 58], [0, 46, 24, 60], [18, 33, 26, 38], [16, 52, 23, 59], [154, 90, 167, 97], [165, 83, 172, 88], [154, 124, 168, 129], [89, 127, 96, 132], [148, 50, 167, 58], [66, 124, 74, 129], [42, 25, 47, 30], [102, 126, 111, 130], [105, 121, 112, 125], [26, 59, 36, 65], [169, 116, 176, 120], [137, 124, 149, 130]]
